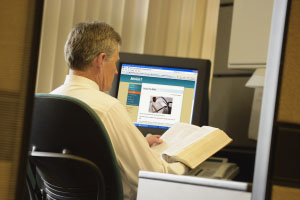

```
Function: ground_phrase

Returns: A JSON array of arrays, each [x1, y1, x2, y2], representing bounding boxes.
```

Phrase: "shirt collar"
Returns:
[[65, 75, 100, 91]]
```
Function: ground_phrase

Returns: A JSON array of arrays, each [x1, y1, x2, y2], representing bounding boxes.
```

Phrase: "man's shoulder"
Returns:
[[92, 90, 119, 104], [81, 90, 121, 113], [51, 85, 121, 113], [50, 85, 65, 94]]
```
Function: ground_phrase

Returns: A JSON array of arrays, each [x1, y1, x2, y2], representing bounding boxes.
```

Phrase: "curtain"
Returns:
[[35, 0, 219, 93]]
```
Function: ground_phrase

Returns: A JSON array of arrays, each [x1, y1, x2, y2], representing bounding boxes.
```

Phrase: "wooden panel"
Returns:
[[0, 1, 29, 92], [272, 126, 300, 185], [0, 161, 11, 200], [0, 0, 41, 198], [277, 0, 300, 125], [271, 185, 300, 200]]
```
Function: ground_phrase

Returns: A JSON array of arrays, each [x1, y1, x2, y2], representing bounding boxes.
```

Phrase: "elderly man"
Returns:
[[51, 21, 187, 200]]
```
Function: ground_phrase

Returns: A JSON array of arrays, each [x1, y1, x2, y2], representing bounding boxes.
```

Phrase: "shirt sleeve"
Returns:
[[96, 102, 188, 190]]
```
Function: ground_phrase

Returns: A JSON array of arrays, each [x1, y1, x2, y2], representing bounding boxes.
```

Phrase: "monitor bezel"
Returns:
[[111, 52, 210, 135]]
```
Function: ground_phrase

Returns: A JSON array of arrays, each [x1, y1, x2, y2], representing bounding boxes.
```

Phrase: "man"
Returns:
[[51, 21, 188, 200]]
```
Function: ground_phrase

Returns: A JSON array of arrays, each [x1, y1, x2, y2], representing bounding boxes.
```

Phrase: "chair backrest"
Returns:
[[27, 94, 123, 200]]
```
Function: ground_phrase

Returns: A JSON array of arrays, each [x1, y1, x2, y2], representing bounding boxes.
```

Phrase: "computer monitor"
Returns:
[[113, 53, 210, 135]]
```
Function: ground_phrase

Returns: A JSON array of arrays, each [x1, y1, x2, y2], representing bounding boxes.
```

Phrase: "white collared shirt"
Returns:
[[51, 75, 187, 200]]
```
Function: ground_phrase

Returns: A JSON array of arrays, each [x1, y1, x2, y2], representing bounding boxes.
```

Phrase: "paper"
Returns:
[[245, 68, 265, 88], [248, 88, 263, 140]]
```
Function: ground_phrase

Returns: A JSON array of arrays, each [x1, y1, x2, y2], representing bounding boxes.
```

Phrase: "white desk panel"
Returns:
[[137, 171, 251, 200]]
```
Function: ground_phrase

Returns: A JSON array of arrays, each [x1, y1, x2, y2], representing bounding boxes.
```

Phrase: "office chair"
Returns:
[[26, 94, 123, 200]]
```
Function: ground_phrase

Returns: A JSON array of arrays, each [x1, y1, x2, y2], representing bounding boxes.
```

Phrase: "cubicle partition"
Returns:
[[136, 0, 290, 199], [0, 0, 43, 199], [252, 0, 289, 199]]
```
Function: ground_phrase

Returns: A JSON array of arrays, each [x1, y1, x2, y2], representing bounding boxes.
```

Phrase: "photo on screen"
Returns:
[[148, 96, 173, 114]]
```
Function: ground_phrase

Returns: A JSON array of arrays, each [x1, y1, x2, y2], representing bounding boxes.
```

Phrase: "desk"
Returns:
[[137, 171, 251, 200]]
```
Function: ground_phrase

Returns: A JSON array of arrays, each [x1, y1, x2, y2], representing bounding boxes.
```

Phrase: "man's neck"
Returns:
[[69, 69, 100, 88], [70, 69, 90, 79]]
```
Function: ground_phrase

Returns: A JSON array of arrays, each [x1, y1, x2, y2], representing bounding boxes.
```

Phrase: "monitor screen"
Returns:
[[117, 63, 198, 130], [113, 53, 210, 135]]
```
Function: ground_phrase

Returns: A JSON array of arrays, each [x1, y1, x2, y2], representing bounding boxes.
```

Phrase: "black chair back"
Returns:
[[27, 94, 123, 200]]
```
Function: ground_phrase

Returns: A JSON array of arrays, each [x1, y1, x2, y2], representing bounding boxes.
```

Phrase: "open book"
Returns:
[[151, 123, 232, 169]]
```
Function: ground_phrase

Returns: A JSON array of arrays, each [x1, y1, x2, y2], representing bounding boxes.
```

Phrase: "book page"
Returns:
[[151, 123, 196, 153], [151, 123, 232, 168], [151, 123, 215, 156], [163, 127, 213, 156], [176, 129, 232, 168], [151, 123, 189, 153]]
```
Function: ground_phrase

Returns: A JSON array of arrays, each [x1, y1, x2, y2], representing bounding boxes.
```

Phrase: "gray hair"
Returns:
[[64, 21, 121, 70]]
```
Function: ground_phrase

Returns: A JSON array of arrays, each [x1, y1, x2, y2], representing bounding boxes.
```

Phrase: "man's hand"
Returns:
[[146, 134, 163, 147]]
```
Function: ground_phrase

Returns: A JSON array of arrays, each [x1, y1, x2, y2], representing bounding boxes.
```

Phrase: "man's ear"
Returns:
[[95, 53, 106, 68]]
